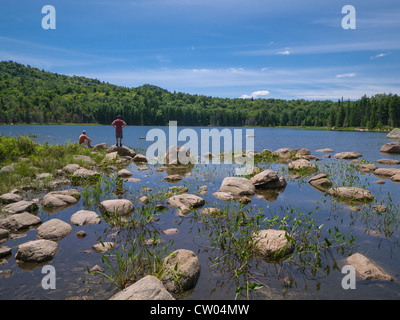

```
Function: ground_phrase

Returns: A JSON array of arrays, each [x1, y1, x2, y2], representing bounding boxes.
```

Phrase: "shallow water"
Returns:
[[1, 125, 400, 300]]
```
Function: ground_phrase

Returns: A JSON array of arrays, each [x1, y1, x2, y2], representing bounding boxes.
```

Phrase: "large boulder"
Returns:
[[166, 194, 205, 216], [93, 143, 108, 150], [334, 152, 362, 160], [41, 189, 80, 211], [107, 145, 136, 158], [250, 170, 287, 189], [0, 192, 23, 204], [161, 249, 200, 294], [327, 187, 373, 204], [252, 229, 295, 260], [15, 239, 59, 263], [70, 210, 101, 226], [219, 177, 255, 196], [346, 253, 393, 281], [374, 168, 400, 178], [164, 145, 193, 165], [380, 142, 400, 154], [99, 199, 134, 216], [0, 212, 41, 231], [288, 159, 317, 171], [308, 174, 333, 191], [109, 275, 175, 300], [36, 219, 72, 241], [386, 128, 400, 139], [2, 200, 38, 214], [72, 155, 96, 166]]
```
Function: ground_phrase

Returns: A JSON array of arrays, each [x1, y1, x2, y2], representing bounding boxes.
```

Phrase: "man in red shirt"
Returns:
[[79, 130, 92, 147], [111, 115, 127, 147]]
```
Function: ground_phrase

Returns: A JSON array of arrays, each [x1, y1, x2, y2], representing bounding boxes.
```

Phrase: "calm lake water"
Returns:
[[1, 124, 400, 300]]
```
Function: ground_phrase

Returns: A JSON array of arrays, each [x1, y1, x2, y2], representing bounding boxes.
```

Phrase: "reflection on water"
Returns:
[[0, 125, 400, 300]]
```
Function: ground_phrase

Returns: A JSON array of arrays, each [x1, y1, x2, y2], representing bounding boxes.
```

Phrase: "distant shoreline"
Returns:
[[0, 122, 393, 133]]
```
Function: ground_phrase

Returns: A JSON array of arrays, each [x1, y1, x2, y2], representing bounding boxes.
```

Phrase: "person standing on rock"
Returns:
[[111, 115, 127, 147]]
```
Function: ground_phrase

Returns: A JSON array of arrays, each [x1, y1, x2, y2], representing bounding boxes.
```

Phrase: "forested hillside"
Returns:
[[1, 61, 399, 128]]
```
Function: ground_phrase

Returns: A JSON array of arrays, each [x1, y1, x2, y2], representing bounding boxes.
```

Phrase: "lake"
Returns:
[[1, 124, 400, 300]]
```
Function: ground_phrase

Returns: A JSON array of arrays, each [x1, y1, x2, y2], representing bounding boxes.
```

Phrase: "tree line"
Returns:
[[1, 61, 399, 129]]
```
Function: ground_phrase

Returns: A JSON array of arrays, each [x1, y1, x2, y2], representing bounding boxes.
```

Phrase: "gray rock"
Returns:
[[62, 164, 81, 173], [41, 189, 80, 209], [92, 241, 117, 253], [93, 143, 108, 150], [166, 194, 205, 215], [0, 246, 12, 258], [99, 199, 134, 216], [386, 128, 400, 139], [0, 164, 15, 173], [107, 145, 136, 158], [72, 155, 96, 166], [70, 210, 101, 226], [252, 229, 295, 260], [308, 174, 332, 191], [0, 212, 41, 231], [110, 275, 175, 300], [72, 168, 99, 178], [374, 168, 400, 178], [375, 159, 400, 165], [161, 249, 200, 293], [133, 154, 148, 162], [2, 200, 38, 214], [357, 163, 377, 173], [219, 177, 255, 196], [36, 219, 72, 241], [316, 148, 334, 153], [346, 253, 393, 281], [165, 145, 193, 165], [381, 142, 400, 154], [164, 174, 182, 182], [117, 169, 133, 178], [15, 239, 59, 263], [327, 187, 373, 204], [288, 159, 317, 170], [334, 152, 362, 160], [0, 228, 9, 242], [272, 148, 293, 158], [212, 192, 234, 201], [0, 193, 23, 204]]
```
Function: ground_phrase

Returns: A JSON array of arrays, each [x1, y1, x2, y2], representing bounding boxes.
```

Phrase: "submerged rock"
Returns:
[[346, 253, 393, 281], [92, 242, 117, 253], [161, 249, 200, 294], [252, 229, 295, 260], [110, 275, 174, 300]]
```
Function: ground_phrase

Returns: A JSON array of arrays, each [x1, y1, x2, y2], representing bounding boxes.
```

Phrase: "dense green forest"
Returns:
[[0, 61, 399, 129]]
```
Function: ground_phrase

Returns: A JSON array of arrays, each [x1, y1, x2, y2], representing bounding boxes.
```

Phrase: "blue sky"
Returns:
[[0, 0, 399, 100]]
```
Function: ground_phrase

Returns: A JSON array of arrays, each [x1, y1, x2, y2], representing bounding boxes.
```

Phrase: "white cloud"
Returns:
[[336, 73, 356, 78], [240, 90, 270, 99], [277, 50, 290, 55], [370, 53, 389, 60]]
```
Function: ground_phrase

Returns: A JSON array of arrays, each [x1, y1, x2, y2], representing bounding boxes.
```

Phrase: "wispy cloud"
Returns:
[[336, 73, 356, 78], [370, 53, 389, 60], [277, 49, 290, 55]]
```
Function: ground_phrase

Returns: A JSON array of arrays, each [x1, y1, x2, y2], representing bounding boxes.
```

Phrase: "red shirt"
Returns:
[[114, 119, 124, 133]]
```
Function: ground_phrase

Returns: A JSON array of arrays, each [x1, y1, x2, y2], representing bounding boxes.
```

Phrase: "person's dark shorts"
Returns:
[[116, 132, 123, 139]]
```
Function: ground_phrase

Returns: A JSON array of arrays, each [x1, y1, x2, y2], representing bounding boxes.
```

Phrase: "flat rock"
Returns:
[[70, 210, 101, 226], [162, 228, 179, 235], [161, 249, 200, 293], [166, 194, 205, 215], [92, 241, 117, 253], [346, 253, 393, 281], [41, 189, 80, 209], [0, 212, 41, 231], [357, 163, 378, 173], [288, 159, 317, 170], [374, 168, 400, 178], [219, 177, 255, 196], [110, 275, 174, 300], [62, 164, 81, 173], [117, 169, 133, 178], [375, 159, 400, 165], [2, 200, 38, 214], [99, 199, 134, 216], [381, 142, 400, 154], [164, 174, 182, 182], [36, 219, 72, 241], [252, 229, 295, 260], [15, 239, 59, 263], [334, 152, 362, 160], [0, 246, 12, 258], [0, 193, 23, 204], [327, 187, 373, 203], [107, 145, 136, 158], [316, 148, 334, 153]]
